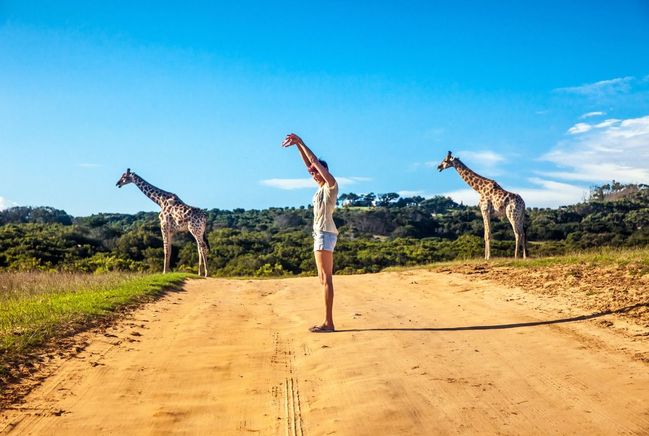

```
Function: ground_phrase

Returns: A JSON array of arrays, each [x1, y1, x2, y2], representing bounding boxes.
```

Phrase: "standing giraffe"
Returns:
[[116, 168, 210, 276], [437, 151, 527, 259]]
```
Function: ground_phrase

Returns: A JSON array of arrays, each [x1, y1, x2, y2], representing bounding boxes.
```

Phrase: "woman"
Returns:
[[282, 133, 338, 333]]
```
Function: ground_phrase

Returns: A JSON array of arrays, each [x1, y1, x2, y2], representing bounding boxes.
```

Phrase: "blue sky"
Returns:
[[1, 1, 649, 216]]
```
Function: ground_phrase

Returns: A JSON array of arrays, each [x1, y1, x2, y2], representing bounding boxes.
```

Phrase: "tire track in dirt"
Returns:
[[2, 272, 649, 435], [271, 331, 304, 436]]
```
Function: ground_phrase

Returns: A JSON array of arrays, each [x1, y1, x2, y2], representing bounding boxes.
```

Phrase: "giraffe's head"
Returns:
[[116, 168, 135, 188], [437, 151, 456, 172]]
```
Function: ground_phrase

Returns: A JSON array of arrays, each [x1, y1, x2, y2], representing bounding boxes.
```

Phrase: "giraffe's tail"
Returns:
[[203, 232, 211, 252]]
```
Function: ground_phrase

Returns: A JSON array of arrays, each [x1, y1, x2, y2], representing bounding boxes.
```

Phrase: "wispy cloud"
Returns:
[[543, 114, 649, 184], [567, 118, 623, 135], [580, 111, 605, 119], [554, 76, 634, 97], [260, 176, 371, 190], [567, 122, 592, 134]]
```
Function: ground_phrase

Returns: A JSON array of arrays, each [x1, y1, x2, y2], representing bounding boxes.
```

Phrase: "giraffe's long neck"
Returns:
[[452, 159, 492, 193], [131, 174, 174, 207]]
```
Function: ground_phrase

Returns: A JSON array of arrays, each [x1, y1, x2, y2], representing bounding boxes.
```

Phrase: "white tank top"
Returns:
[[312, 183, 339, 234]]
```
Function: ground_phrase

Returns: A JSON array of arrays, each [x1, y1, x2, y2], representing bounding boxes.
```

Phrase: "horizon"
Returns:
[[2, 1, 649, 216]]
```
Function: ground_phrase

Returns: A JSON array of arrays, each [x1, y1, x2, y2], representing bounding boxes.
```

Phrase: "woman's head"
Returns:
[[308, 159, 329, 185]]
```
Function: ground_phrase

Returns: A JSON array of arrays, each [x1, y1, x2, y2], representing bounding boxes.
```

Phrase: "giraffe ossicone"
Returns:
[[437, 151, 527, 260], [116, 169, 210, 276]]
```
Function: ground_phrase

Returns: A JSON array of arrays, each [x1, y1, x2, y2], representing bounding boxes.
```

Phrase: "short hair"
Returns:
[[318, 159, 329, 170]]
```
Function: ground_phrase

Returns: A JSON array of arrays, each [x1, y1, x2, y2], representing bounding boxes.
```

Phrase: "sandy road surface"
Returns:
[[2, 271, 649, 435]]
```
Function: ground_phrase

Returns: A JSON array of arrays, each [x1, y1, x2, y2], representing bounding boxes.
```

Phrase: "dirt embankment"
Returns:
[[436, 262, 649, 332]]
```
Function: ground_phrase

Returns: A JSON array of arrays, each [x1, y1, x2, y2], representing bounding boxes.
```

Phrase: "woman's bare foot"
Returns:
[[309, 324, 335, 333]]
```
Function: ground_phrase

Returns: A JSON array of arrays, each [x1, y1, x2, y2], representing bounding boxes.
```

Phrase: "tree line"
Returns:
[[0, 184, 647, 276]]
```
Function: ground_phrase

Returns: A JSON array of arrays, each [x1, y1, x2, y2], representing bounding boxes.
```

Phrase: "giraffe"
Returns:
[[437, 151, 527, 259], [116, 168, 210, 276]]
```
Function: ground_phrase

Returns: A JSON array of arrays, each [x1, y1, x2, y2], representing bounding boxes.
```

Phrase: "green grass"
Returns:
[[0, 272, 189, 378]]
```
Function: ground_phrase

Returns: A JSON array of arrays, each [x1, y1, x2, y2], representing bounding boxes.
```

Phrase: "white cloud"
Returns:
[[567, 122, 592, 134], [565, 117, 624, 137], [593, 118, 621, 128], [543, 114, 649, 184], [260, 176, 371, 190], [580, 111, 605, 119], [554, 76, 634, 96]]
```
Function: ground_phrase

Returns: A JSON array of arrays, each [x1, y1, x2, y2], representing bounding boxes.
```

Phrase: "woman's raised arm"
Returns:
[[282, 133, 336, 187]]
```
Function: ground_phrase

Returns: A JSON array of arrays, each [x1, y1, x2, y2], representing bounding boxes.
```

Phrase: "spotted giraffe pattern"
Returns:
[[116, 168, 209, 276], [437, 151, 526, 259]]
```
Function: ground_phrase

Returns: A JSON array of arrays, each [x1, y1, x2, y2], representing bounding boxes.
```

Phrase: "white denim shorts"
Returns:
[[313, 231, 338, 252]]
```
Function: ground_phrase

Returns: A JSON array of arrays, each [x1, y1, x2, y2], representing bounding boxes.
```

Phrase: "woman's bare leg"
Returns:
[[314, 250, 334, 330]]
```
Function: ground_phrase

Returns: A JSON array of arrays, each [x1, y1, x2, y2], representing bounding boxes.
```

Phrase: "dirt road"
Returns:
[[2, 270, 648, 435]]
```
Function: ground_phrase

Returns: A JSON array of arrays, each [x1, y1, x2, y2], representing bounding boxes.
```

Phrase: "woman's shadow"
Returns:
[[335, 303, 648, 333]]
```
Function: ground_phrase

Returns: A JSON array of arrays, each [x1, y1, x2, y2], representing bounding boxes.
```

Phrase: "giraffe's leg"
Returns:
[[165, 233, 174, 273], [189, 226, 208, 277], [200, 241, 208, 277], [197, 243, 203, 276], [517, 219, 527, 259], [161, 227, 171, 274], [508, 212, 523, 259], [479, 202, 491, 260], [505, 214, 518, 259], [161, 221, 174, 274], [521, 225, 527, 259], [514, 232, 520, 259], [509, 202, 527, 259], [196, 239, 209, 277]]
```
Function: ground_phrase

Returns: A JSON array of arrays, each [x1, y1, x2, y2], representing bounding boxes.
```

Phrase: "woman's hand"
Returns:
[[281, 133, 304, 148]]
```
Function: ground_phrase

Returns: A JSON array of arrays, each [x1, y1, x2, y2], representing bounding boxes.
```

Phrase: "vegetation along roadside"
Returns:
[[0, 272, 189, 396]]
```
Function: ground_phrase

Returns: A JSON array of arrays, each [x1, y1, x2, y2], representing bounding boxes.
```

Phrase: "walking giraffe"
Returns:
[[116, 168, 210, 276], [437, 151, 527, 259]]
